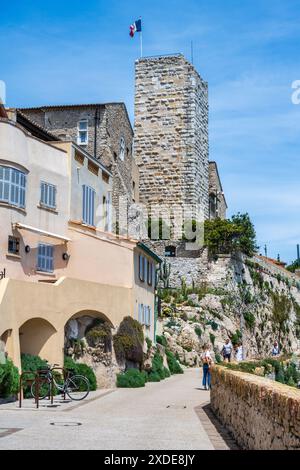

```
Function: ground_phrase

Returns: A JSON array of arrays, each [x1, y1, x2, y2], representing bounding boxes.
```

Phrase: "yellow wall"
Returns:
[[0, 276, 133, 369]]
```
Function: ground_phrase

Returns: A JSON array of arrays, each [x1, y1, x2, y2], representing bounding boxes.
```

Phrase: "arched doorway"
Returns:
[[64, 310, 113, 356], [19, 318, 57, 359], [0, 329, 12, 361]]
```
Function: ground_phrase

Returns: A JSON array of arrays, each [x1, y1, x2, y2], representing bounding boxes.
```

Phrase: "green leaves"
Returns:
[[204, 212, 258, 257]]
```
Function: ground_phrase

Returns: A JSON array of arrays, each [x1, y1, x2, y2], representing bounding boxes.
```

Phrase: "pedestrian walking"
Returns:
[[271, 341, 280, 356], [201, 344, 213, 390], [221, 338, 233, 362], [235, 342, 243, 362]]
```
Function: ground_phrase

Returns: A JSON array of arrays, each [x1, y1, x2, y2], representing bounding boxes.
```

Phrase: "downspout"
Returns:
[[94, 107, 99, 159]]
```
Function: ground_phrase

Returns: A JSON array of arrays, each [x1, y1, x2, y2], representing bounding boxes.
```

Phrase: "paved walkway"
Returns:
[[0, 369, 234, 450]]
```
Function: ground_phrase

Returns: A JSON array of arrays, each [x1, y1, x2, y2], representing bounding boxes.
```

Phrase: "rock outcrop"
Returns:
[[158, 254, 300, 363]]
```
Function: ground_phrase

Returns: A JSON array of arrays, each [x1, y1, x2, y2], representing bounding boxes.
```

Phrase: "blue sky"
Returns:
[[1, 0, 300, 263]]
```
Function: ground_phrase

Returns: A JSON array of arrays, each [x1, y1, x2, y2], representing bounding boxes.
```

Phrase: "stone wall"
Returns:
[[211, 366, 300, 449], [20, 104, 135, 216], [134, 54, 209, 218], [208, 161, 227, 219]]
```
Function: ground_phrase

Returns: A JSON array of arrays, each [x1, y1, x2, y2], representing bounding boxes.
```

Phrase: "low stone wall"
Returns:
[[211, 366, 300, 450]]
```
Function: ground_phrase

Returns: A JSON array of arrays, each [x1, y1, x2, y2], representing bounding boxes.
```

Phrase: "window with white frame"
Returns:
[[82, 185, 95, 226], [119, 137, 125, 160], [138, 303, 144, 324], [37, 244, 54, 272], [144, 306, 151, 326], [0, 166, 26, 209], [40, 182, 56, 209], [139, 254, 145, 282], [147, 260, 153, 286], [77, 119, 88, 145], [138, 304, 151, 326]]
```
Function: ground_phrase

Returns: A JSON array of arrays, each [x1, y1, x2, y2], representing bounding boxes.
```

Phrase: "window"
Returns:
[[139, 254, 145, 282], [138, 304, 151, 326], [165, 245, 176, 257], [143, 306, 151, 326], [147, 260, 153, 286], [138, 304, 144, 323], [8, 236, 20, 254], [82, 185, 95, 226], [0, 166, 26, 209], [37, 244, 54, 272], [77, 119, 88, 145], [119, 137, 125, 161], [40, 182, 56, 209]]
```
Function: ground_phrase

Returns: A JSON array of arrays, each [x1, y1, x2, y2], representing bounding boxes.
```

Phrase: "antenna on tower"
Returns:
[[191, 41, 194, 64]]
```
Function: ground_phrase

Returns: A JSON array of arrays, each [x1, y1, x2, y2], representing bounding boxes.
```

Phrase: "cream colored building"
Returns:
[[0, 116, 159, 370]]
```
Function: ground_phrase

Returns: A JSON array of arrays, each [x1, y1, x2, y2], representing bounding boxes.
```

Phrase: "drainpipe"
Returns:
[[94, 108, 100, 159]]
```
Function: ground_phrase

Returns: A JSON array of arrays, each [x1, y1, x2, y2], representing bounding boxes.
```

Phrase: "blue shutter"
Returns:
[[82, 185, 95, 226], [38, 244, 54, 272]]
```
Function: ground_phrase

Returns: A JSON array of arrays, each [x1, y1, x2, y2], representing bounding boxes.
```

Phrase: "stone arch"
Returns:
[[64, 310, 114, 351], [0, 329, 12, 359], [19, 318, 57, 360]]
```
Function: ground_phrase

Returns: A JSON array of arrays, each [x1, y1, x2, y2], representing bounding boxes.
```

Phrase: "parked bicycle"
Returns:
[[30, 364, 90, 401]]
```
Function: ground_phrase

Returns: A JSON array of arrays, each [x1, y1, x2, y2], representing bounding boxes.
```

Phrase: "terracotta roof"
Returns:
[[257, 255, 287, 268]]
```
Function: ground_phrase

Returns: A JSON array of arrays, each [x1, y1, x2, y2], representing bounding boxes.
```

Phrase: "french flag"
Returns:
[[129, 19, 142, 37]]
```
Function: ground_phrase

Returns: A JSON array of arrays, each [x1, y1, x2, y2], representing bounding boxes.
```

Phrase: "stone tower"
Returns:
[[134, 54, 209, 220]]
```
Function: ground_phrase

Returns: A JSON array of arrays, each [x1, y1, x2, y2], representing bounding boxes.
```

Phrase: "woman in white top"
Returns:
[[235, 343, 243, 362], [201, 345, 213, 390]]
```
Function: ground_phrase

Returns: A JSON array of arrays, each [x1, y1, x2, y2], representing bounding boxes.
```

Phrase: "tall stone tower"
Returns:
[[134, 54, 209, 219]]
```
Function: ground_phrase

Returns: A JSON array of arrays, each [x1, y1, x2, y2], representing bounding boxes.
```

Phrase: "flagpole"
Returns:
[[140, 29, 143, 57]]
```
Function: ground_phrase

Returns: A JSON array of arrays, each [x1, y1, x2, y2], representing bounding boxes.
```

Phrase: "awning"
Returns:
[[12, 222, 71, 242]]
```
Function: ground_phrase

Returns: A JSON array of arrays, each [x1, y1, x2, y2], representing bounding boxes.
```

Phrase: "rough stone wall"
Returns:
[[211, 366, 300, 449], [20, 105, 134, 218], [134, 54, 209, 218], [209, 161, 227, 219]]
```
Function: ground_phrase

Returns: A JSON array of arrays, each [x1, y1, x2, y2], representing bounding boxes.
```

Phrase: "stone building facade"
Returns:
[[209, 161, 227, 220], [133, 54, 222, 287], [134, 54, 209, 219], [19, 103, 137, 221]]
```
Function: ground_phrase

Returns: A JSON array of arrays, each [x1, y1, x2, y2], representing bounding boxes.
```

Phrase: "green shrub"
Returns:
[[156, 335, 168, 347], [117, 368, 146, 388], [0, 359, 19, 398], [195, 327, 202, 337], [207, 320, 218, 331], [21, 354, 49, 398], [147, 371, 161, 382], [150, 352, 166, 380], [209, 333, 216, 346], [85, 320, 112, 352], [164, 367, 171, 378], [231, 329, 242, 346], [166, 350, 183, 374], [146, 337, 152, 351], [64, 356, 97, 391], [244, 311, 256, 329], [113, 316, 144, 366], [215, 353, 222, 364]]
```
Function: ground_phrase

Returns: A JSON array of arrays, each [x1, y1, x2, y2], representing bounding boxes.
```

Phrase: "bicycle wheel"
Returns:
[[31, 379, 51, 400], [65, 375, 90, 401]]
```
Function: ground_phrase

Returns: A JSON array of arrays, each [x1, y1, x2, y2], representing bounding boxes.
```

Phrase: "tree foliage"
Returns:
[[286, 259, 300, 273], [204, 212, 258, 257]]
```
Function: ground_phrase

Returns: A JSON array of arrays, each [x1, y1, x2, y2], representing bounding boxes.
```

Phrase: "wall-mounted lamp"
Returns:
[[62, 252, 70, 261], [25, 245, 30, 253]]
